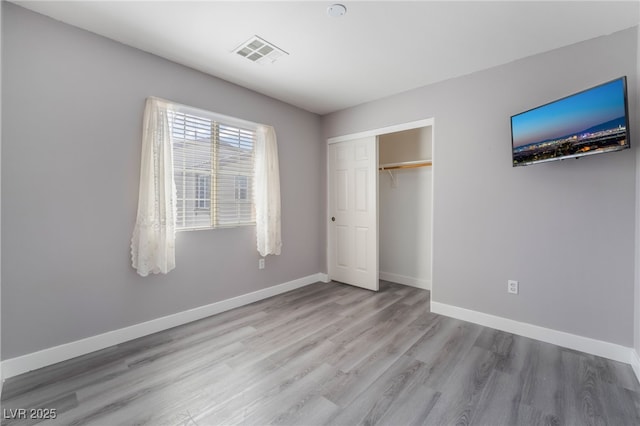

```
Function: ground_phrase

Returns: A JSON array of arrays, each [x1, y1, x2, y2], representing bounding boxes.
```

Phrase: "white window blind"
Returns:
[[170, 108, 256, 230]]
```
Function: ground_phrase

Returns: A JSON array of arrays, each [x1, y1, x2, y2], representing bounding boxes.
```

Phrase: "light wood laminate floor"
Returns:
[[2, 281, 639, 425]]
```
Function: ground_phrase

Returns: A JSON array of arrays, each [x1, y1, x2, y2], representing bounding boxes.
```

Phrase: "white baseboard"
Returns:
[[379, 271, 431, 290], [1, 273, 327, 380], [430, 301, 634, 365], [631, 349, 640, 385]]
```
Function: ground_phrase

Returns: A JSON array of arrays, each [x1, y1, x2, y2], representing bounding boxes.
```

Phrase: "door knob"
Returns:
[[331, 217, 336, 222]]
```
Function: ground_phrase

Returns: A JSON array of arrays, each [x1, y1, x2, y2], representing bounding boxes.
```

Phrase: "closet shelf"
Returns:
[[378, 160, 432, 171]]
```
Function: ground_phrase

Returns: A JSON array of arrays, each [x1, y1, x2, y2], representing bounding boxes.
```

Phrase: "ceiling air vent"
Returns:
[[234, 35, 289, 64]]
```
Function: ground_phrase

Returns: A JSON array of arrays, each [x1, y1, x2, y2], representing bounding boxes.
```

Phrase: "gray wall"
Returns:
[[1, 3, 324, 359], [324, 27, 639, 346], [0, 0, 4, 383]]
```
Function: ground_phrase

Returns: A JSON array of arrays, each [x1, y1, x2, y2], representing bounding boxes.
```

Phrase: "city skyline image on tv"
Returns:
[[511, 77, 629, 167]]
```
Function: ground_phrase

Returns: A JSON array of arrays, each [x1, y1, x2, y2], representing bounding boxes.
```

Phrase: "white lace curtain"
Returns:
[[131, 97, 177, 277], [255, 125, 282, 257]]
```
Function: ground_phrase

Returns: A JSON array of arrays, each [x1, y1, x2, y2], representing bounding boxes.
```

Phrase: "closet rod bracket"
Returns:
[[387, 169, 397, 187]]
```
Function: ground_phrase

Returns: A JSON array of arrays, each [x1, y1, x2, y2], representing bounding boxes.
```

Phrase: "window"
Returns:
[[195, 174, 210, 210], [171, 109, 256, 230], [235, 175, 249, 200]]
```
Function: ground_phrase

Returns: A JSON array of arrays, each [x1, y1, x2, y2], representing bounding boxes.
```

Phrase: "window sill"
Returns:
[[176, 222, 256, 232]]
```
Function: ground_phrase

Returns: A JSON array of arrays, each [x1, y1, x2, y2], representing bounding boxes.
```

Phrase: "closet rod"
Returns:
[[378, 161, 432, 171]]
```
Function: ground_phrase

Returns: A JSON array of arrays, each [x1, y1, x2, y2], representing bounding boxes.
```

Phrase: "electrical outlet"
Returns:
[[259, 258, 265, 269], [508, 280, 518, 294]]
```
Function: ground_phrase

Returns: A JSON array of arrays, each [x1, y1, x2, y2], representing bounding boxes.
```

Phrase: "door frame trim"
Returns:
[[327, 118, 434, 144], [326, 117, 435, 295]]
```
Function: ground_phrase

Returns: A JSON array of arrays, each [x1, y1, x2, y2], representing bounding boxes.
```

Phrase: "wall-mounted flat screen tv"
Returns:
[[511, 77, 630, 167]]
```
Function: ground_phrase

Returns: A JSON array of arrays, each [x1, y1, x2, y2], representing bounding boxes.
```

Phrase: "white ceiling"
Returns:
[[14, 1, 640, 115]]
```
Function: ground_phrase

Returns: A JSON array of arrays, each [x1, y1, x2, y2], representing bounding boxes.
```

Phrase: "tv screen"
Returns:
[[511, 77, 630, 167]]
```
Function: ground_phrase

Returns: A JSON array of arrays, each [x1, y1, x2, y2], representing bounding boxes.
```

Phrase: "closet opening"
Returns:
[[326, 117, 434, 294], [378, 125, 433, 291]]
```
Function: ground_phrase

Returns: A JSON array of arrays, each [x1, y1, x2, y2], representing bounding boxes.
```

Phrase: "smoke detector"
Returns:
[[234, 35, 289, 64], [327, 4, 347, 17]]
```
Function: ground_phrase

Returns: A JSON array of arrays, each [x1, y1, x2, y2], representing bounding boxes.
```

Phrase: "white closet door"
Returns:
[[328, 137, 379, 291]]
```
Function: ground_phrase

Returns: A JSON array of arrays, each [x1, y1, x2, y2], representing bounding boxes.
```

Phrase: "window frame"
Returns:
[[168, 102, 259, 232]]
